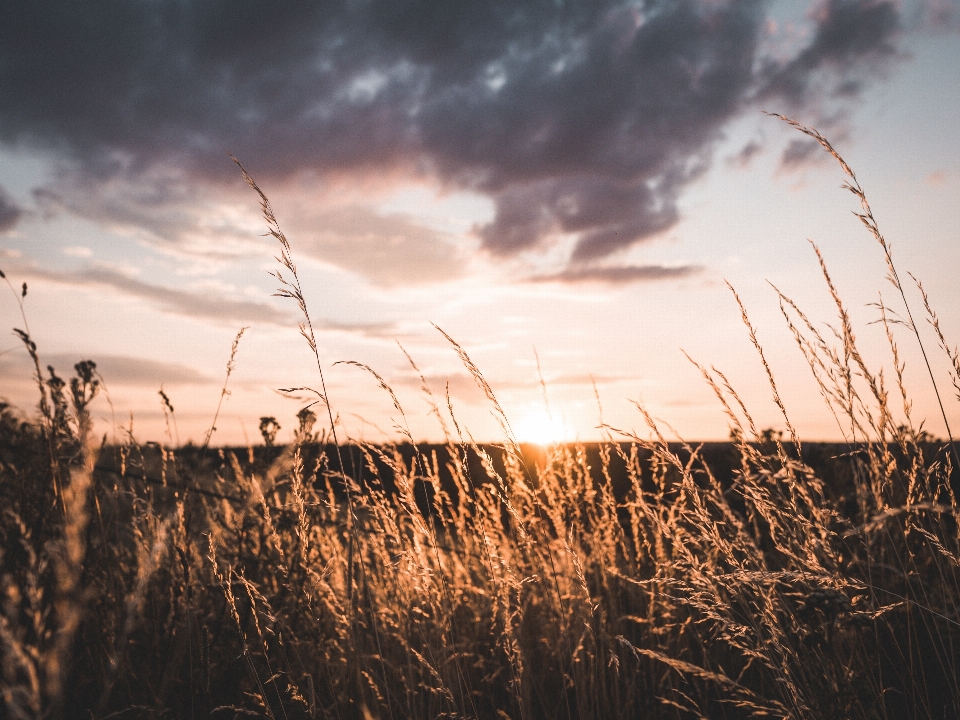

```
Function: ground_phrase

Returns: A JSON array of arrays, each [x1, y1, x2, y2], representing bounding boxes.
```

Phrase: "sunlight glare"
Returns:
[[512, 407, 571, 447]]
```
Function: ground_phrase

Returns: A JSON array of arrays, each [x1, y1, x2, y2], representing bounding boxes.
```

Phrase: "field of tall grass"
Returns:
[[2, 118, 960, 719]]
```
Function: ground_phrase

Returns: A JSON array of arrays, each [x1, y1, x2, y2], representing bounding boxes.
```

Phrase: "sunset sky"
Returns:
[[1, 0, 959, 446]]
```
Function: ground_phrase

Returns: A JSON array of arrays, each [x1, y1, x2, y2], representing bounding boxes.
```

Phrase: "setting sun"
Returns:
[[512, 406, 572, 447]]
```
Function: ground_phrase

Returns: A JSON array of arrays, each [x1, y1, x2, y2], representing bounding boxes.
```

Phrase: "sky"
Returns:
[[1, 0, 960, 447]]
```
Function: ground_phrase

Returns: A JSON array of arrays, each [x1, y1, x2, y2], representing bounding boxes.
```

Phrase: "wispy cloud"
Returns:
[[62, 245, 94, 258], [34, 264, 291, 325], [0, 352, 212, 387], [15, 263, 395, 335], [529, 264, 701, 285]]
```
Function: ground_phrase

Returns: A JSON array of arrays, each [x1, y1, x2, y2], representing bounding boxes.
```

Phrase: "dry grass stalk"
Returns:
[[1, 117, 959, 719]]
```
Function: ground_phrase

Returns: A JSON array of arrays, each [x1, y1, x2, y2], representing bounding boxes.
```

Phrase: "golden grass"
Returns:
[[1, 118, 960, 719]]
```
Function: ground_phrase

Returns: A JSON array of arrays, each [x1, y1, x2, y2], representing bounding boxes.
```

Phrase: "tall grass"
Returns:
[[2, 119, 959, 719]]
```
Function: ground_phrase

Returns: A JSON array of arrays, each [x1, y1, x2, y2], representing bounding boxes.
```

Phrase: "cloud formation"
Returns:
[[0, 0, 905, 271]]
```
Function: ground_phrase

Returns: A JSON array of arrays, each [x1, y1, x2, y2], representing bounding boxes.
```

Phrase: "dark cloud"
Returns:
[[530, 264, 701, 284], [0, 0, 907, 266], [760, 0, 901, 106], [0, 185, 22, 232]]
